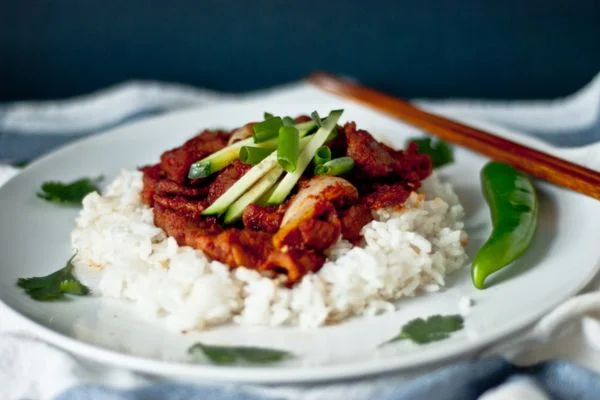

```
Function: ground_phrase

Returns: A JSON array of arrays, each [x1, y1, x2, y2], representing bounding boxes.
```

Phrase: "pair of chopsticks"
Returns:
[[308, 72, 600, 201]]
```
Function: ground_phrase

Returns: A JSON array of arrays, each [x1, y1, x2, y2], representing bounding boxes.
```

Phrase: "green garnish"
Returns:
[[224, 131, 314, 223], [267, 109, 343, 204], [277, 126, 300, 172], [239, 146, 273, 165], [189, 342, 292, 365], [314, 146, 331, 166], [17, 254, 90, 301], [327, 126, 339, 141], [203, 136, 312, 216], [314, 156, 354, 176], [265, 111, 298, 127], [295, 120, 318, 136], [224, 166, 284, 223], [188, 119, 317, 179], [282, 116, 296, 126], [188, 137, 278, 179], [263, 112, 294, 126], [310, 111, 323, 127], [382, 314, 464, 346], [189, 143, 246, 179], [253, 117, 283, 143], [202, 151, 279, 215], [13, 160, 30, 168], [310, 111, 338, 140], [408, 137, 454, 168], [37, 177, 102, 205]]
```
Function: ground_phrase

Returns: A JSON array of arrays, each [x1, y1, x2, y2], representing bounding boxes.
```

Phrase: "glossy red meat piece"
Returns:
[[160, 130, 229, 183], [242, 204, 285, 233], [206, 160, 251, 204]]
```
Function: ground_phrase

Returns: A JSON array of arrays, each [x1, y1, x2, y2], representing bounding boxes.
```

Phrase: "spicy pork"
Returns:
[[141, 118, 431, 285]]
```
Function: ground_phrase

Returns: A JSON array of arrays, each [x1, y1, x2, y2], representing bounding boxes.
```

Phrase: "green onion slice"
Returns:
[[202, 136, 312, 216], [239, 146, 273, 165], [310, 111, 323, 127], [267, 109, 343, 204], [315, 156, 354, 176], [314, 146, 331, 166], [277, 126, 300, 172], [253, 117, 283, 143], [188, 121, 317, 179], [282, 116, 296, 126]]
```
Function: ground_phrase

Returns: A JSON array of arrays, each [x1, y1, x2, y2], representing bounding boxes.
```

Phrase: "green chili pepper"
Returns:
[[471, 162, 539, 289]]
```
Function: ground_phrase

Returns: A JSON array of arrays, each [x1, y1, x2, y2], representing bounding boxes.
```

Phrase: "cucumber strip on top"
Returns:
[[224, 136, 313, 223], [267, 110, 343, 204], [202, 151, 279, 215], [188, 120, 317, 179], [203, 136, 313, 216], [224, 166, 284, 224], [188, 137, 275, 179], [295, 120, 318, 136]]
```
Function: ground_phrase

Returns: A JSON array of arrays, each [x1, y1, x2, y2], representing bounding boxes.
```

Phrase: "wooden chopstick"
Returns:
[[308, 72, 600, 201]]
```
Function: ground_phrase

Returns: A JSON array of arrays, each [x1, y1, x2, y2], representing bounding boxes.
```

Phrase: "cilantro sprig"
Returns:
[[382, 314, 464, 346], [37, 177, 102, 205], [17, 254, 90, 301], [408, 137, 454, 168], [189, 342, 292, 365]]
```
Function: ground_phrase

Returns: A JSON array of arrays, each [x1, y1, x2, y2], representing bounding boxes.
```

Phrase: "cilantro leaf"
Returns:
[[17, 255, 90, 301], [37, 177, 102, 205], [383, 314, 464, 346], [408, 137, 454, 168], [13, 160, 30, 168], [188, 343, 292, 365]]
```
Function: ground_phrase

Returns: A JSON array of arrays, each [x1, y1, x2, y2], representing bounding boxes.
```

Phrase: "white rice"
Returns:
[[71, 170, 468, 331]]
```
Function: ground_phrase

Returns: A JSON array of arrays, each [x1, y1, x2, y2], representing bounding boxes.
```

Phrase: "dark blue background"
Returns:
[[1, 0, 599, 101]]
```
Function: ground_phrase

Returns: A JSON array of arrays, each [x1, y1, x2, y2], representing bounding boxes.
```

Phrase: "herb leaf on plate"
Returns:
[[189, 342, 292, 365], [37, 176, 102, 205], [17, 254, 90, 301], [382, 314, 464, 346], [408, 137, 454, 168], [13, 160, 30, 168]]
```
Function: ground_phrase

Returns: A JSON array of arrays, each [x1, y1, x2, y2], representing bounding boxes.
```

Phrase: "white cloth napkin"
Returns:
[[1, 75, 600, 400]]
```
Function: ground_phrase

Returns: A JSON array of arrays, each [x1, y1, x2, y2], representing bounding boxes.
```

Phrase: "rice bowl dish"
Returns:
[[72, 170, 467, 331]]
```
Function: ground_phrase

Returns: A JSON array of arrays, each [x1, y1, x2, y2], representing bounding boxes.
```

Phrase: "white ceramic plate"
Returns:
[[1, 98, 599, 384]]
